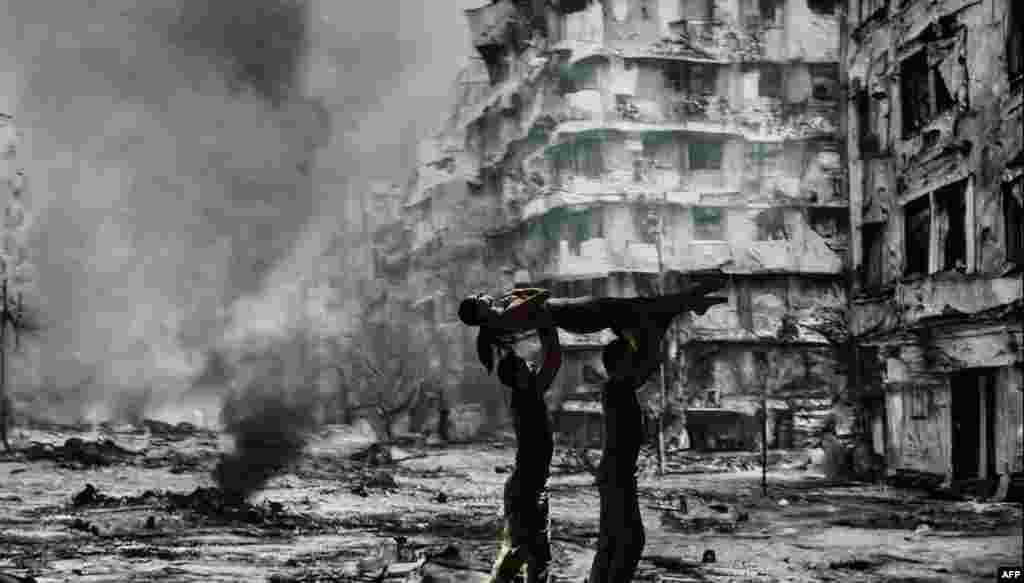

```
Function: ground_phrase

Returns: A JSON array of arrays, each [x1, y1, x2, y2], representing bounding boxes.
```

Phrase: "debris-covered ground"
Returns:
[[0, 424, 1020, 583]]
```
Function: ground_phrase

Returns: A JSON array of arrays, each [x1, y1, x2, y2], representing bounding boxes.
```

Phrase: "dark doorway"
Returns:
[[951, 369, 997, 481]]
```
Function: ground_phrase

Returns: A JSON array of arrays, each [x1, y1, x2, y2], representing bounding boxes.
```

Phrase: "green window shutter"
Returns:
[[692, 207, 722, 225], [689, 142, 722, 165], [751, 143, 767, 160], [642, 130, 675, 146], [572, 208, 592, 241]]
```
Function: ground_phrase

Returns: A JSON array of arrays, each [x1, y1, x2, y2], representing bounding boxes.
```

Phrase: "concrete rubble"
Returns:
[[0, 422, 1018, 582]]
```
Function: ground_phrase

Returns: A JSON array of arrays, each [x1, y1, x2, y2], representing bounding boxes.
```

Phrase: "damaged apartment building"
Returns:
[[375, 0, 853, 449], [845, 0, 1024, 491]]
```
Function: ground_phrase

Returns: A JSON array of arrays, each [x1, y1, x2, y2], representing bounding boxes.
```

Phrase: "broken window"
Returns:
[[807, 207, 848, 251], [632, 272, 659, 296], [591, 205, 605, 239], [740, 0, 778, 27], [692, 207, 726, 240], [679, 0, 714, 20], [861, 222, 886, 290], [664, 64, 685, 92], [857, 90, 884, 156], [566, 208, 596, 254], [477, 45, 510, 85], [560, 61, 600, 93], [549, 130, 606, 182], [759, 0, 782, 26], [633, 156, 646, 182], [692, 63, 716, 93], [735, 280, 754, 330], [901, 179, 970, 277], [900, 49, 954, 138], [637, 139, 655, 182], [754, 207, 788, 240], [664, 62, 716, 94], [750, 142, 783, 167], [908, 386, 930, 420], [530, 206, 599, 254], [934, 180, 967, 272], [689, 141, 723, 170], [1009, 0, 1024, 82], [641, 130, 681, 176], [1005, 178, 1024, 263], [759, 64, 783, 99], [557, 0, 591, 14], [706, 389, 721, 406], [903, 193, 931, 276], [806, 0, 837, 15], [809, 63, 839, 101]]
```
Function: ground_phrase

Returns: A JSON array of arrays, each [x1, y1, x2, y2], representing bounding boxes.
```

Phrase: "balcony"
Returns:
[[897, 274, 1024, 327], [849, 274, 1024, 339], [658, 20, 763, 62], [557, 90, 605, 123], [605, 94, 837, 141]]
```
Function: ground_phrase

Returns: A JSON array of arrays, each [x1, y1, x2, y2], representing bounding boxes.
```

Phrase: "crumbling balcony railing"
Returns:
[[605, 93, 833, 141], [658, 19, 764, 61]]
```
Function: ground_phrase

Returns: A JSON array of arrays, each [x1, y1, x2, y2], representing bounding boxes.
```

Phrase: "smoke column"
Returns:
[[1, 0, 478, 424]]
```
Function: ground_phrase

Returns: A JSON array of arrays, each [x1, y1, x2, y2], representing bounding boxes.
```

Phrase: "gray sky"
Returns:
[[0, 0, 481, 403]]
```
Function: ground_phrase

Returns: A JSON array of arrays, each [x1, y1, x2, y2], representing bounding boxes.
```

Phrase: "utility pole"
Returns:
[[652, 192, 669, 476], [756, 350, 769, 496]]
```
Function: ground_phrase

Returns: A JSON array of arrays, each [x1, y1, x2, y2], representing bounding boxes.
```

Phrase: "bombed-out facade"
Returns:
[[381, 0, 852, 447], [845, 0, 1024, 489]]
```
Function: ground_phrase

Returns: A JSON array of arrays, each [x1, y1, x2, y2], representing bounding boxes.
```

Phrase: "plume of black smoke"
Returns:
[[215, 336, 319, 499], [215, 394, 315, 500], [4, 0, 323, 416], [2, 0, 478, 428]]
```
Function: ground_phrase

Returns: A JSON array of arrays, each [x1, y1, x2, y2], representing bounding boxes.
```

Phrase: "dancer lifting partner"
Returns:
[[458, 275, 727, 385], [488, 325, 561, 583]]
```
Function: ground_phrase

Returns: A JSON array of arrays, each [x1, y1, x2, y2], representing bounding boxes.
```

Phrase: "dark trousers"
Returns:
[[491, 387, 553, 583]]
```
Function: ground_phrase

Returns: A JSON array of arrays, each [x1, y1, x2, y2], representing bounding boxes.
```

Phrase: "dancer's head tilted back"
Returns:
[[458, 293, 493, 326]]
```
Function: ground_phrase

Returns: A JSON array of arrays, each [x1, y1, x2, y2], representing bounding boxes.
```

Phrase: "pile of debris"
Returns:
[[141, 419, 214, 440], [349, 443, 393, 466], [830, 500, 1021, 535], [139, 449, 220, 474], [653, 495, 749, 534], [266, 542, 495, 583], [336, 510, 503, 539], [67, 484, 325, 530], [23, 438, 137, 468], [297, 450, 400, 497]]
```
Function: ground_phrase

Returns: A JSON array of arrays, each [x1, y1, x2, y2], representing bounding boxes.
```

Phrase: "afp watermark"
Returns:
[[997, 566, 1023, 581]]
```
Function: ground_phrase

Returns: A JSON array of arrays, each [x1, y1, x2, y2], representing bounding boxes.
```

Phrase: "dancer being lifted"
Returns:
[[458, 275, 727, 385], [488, 325, 562, 583]]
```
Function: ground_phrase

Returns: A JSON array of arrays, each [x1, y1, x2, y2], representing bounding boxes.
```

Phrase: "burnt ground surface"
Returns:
[[0, 424, 1020, 583]]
